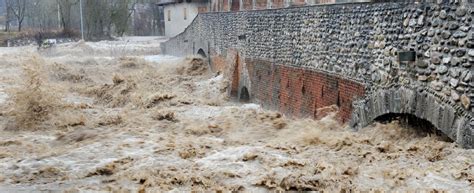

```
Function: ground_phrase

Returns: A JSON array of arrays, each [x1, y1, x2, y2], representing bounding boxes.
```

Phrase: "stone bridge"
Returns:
[[161, 1, 474, 148]]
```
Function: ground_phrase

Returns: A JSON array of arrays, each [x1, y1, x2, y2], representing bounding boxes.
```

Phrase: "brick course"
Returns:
[[242, 58, 365, 122], [255, 0, 268, 10], [243, 0, 253, 10], [272, 0, 285, 8]]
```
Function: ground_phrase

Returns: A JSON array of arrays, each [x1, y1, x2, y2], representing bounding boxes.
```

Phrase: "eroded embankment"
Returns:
[[0, 41, 472, 192]]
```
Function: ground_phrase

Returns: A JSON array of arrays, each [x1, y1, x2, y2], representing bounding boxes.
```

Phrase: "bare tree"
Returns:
[[111, 0, 135, 36], [6, 0, 26, 31], [24, 0, 60, 31], [84, 0, 106, 40], [4, 0, 10, 31], [57, 0, 78, 33], [2, 0, 161, 36], [84, 0, 138, 40]]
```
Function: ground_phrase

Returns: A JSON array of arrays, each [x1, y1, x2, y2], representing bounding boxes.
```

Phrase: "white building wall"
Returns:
[[164, 2, 207, 37]]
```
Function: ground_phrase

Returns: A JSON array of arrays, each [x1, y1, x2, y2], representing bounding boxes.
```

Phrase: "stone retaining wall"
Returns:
[[161, 1, 474, 148]]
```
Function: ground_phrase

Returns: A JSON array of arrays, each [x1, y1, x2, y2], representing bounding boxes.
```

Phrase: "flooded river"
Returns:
[[0, 38, 472, 192]]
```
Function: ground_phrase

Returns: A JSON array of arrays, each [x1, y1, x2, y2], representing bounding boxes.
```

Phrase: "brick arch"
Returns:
[[229, 53, 252, 101], [240, 86, 250, 102], [197, 48, 207, 58], [350, 86, 473, 149]]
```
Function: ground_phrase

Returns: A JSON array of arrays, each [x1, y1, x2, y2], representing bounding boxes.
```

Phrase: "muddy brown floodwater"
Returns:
[[0, 38, 472, 192]]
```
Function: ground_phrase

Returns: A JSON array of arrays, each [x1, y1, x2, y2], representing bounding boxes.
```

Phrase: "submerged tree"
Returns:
[[4, 0, 11, 31], [57, 0, 78, 33], [84, 0, 138, 40], [6, 0, 26, 31], [110, 0, 130, 36], [2, 0, 157, 38], [25, 0, 61, 31], [84, 0, 111, 40]]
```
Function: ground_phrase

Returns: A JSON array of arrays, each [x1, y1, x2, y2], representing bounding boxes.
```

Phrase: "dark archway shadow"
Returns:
[[197, 48, 207, 58], [350, 86, 473, 148], [374, 113, 453, 142], [231, 0, 240, 11], [240, 86, 250, 102]]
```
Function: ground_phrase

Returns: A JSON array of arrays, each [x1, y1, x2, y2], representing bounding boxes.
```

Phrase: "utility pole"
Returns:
[[5, 0, 10, 32], [57, 3, 61, 29], [79, 0, 84, 40]]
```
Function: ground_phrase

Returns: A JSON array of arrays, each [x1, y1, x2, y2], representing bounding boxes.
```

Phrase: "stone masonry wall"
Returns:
[[161, 1, 474, 148]]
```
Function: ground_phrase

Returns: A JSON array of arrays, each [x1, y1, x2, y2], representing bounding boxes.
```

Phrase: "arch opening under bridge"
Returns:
[[350, 86, 473, 148], [197, 48, 207, 58]]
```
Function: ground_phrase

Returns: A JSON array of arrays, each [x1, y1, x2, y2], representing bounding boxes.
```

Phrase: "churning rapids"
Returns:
[[0, 38, 472, 192]]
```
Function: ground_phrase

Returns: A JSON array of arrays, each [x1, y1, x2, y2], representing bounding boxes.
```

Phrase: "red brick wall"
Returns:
[[230, 56, 241, 97], [255, 0, 268, 10], [318, 0, 336, 4], [244, 59, 365, 122], [213, 0, 339, 12], [211, 51, 365, 122], [243, 0, 253, 10], [291, 0, 306, 6], [198, 6, 208, 13], [231, 0, 240, 11], [223, 0, 229, 11], [210, 52, 227, 73], [272, 0, 285, 8], [212, 2, 217, 12]]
